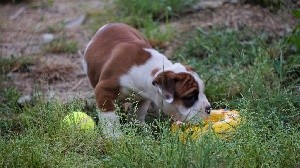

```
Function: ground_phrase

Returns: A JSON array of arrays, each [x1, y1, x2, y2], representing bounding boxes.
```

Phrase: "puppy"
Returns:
[[83, 23, 211, 136]]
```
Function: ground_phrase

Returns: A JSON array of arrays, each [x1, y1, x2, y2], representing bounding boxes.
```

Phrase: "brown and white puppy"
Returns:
[[83, 23, 211, 136]]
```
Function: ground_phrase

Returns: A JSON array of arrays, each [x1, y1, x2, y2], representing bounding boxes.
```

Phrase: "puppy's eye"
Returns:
[[182, 93, 198, 108]]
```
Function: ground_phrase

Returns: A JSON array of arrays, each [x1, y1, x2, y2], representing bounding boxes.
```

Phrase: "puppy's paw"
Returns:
[[101, 122, 123, 138], [98, 111, 123, 139]]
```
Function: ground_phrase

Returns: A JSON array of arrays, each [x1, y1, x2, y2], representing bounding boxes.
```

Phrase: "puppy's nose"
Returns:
[[205, 106, 211, 114]]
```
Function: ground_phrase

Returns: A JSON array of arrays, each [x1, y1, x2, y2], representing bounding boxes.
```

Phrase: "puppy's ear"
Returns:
[[152, 71, 180, 103]]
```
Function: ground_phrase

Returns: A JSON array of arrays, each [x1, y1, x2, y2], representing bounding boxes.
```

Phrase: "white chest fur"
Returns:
[[119, 48, 172, 104]]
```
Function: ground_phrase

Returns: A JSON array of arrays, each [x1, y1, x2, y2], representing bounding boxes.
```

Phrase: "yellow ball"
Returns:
[[63, 111, 95, 131]]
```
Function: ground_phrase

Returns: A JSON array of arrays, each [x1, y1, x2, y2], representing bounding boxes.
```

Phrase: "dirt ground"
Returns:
[[0, 0, 298, 104]]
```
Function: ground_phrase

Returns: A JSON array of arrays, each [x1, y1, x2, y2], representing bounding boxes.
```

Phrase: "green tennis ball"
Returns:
[[63, 111, 95, 131]]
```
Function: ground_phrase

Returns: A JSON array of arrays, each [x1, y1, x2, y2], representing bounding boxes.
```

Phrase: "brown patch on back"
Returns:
[[84, 23, 152, 112], [84, 23, 152, 88]]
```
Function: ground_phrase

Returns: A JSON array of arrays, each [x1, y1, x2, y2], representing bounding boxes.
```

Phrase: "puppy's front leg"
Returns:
[[95, 82, 122, 138]]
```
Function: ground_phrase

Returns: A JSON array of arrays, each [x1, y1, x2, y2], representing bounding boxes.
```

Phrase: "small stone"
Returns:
[[195, 0, 225, 10], [42, 33, 54, 43], [17, 95, 33, 107], [6, 72, 16, 79], [65, 15, 86, 29]]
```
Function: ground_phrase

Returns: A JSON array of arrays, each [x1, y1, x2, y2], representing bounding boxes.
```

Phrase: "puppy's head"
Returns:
[[152, 64, 210, 122]]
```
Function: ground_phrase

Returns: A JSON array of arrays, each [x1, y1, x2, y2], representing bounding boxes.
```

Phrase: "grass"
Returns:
[[1, 2, 300, 168], [45, 21, 65, 34], [29, 0, 54, 9], [0, 56, 35, 74], [0, 97, 103, 167], [140, 22, 175, 49], [176, 27, 300, 105], [43, 38, 78, 54], [113, 0, 197, 24], [0, 90, 299, 167]]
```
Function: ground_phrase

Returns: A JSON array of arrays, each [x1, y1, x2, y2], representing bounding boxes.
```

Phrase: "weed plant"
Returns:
[[43, 38, 78, 54], [114, 0, 197, 25], [0, 56, 34, 74]]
